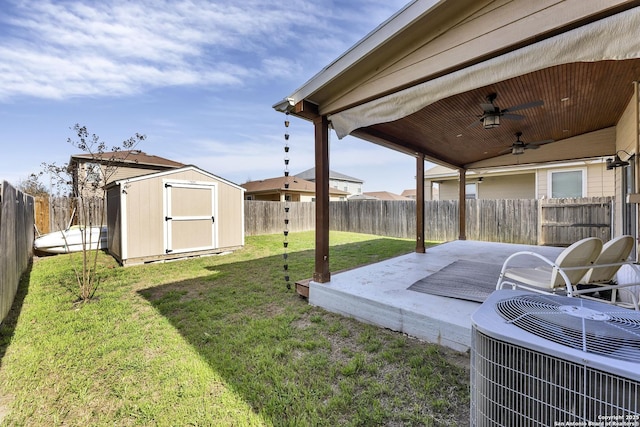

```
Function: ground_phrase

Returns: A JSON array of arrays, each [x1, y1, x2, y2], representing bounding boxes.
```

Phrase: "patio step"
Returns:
[[295, 278, 311, 298]]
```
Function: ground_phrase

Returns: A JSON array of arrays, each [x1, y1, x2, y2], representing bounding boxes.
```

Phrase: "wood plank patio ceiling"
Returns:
[[359, 59, 640, 169]]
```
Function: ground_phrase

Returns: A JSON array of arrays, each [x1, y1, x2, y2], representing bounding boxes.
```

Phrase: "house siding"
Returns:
[[612, 91, 639, 236], [477, 174, 534, 200], [329, 179, 361, 195], [434, 161, 613, 201], [104, 165, 168, 184], [438, 173, 534, 200]]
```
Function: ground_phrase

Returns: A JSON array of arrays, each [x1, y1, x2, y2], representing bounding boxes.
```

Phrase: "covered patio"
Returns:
[[275, 1, 640, 348], [309, 240, 563, 352]]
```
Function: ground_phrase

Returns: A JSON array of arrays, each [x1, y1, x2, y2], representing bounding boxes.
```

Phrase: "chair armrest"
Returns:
[[499, 251, 558, 272]]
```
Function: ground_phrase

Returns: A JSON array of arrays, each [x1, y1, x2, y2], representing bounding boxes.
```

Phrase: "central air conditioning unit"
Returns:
[[471, 290, 640, 426]]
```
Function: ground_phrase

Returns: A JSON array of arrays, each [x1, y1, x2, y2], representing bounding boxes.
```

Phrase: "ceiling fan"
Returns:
[[500, 132, 554, 155], [469, 93, 544, 129]]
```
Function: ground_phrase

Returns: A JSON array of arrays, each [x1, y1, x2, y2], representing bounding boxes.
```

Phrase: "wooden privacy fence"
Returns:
[[244, 201, 315, 235], [1, 181, 34, 324], [34, 196, 106, 234], [540, 197, 613, 246], [328, 199, 541, 244], [244, 198, 613, 246], [330, 200, 416, 240], [36, 198, 612, 245]]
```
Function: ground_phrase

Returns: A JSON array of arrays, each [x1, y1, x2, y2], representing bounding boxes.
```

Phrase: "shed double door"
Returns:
[[164, 182, 217, 254]]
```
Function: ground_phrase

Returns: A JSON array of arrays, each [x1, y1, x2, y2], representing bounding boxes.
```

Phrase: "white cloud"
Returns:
[[0, 0, 414, 192], [0, 0, 409, 100], [175, 136, 316, 185]]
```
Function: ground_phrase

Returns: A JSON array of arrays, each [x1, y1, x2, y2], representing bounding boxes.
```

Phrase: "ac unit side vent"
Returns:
[[471, 330, 640, 426]]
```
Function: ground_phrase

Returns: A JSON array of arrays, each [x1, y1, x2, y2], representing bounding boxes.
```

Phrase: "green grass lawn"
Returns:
[[0, 231, 469, 426]]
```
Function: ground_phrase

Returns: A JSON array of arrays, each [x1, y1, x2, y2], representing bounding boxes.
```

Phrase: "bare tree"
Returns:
[[43, 124, 146, 303], [16, 173, 49, 197]]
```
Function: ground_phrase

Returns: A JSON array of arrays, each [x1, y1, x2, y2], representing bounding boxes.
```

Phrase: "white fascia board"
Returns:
[[427, 158, 608, 180]]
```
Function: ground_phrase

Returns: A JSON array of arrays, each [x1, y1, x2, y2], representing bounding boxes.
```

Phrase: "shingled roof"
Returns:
[[70, 150, 184, 169], [242, 176, 349, 196], [295, 168, 363, 184], [363, 191, 411, 201]]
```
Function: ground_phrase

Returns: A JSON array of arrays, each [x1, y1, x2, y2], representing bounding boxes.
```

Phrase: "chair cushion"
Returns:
[[503, 267, 555, 289], [551, 237, 602, 287], [580, 235, 634, 284]]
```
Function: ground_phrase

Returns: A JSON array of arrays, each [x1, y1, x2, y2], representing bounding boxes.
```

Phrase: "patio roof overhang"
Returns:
[[276, 1, 640, 170], [274, 0, 640, 282]]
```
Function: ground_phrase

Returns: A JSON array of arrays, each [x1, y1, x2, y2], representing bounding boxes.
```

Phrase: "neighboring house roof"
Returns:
[[242, 176, 350, 196], [348, 194, 379, 200], [295, 168, 363, 184], [70, 150, 184, 169], [363, 191, 411, 201], [401, 189, 416, 198]]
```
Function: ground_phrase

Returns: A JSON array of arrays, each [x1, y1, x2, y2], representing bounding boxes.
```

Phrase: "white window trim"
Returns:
[[547, 168, 587, 199], [465, 182, 478, 199]]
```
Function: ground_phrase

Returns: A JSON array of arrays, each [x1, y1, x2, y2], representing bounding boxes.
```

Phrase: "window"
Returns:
[[465, 183, 477, 199], [549, 169, 585, 198], [84, 162, 102, 184]]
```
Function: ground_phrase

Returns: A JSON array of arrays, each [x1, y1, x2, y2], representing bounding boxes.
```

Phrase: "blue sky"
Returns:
[[0, 0, 420, 194]]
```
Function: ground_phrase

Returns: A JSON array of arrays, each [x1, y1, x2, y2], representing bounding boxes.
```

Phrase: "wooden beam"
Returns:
[[314, 115, 331, 283], [416, 154, 425, 253], [294, 100, 320, 121], [458, 168, 466, 240]]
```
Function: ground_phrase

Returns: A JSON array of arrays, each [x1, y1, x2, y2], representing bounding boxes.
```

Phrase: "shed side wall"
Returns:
[[218, 181, 244, 248]]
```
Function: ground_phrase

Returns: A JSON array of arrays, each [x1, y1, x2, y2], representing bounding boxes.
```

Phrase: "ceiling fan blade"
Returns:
[[528, 139, 554, 147], [502, 100, 544, 113], [498, 147, 513, 154], [467, 119, 483, 128], [501, 113, 525, 120]]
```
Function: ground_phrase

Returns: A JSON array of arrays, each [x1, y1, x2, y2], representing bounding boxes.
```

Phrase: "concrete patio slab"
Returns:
[[309, 240, 564, 352]]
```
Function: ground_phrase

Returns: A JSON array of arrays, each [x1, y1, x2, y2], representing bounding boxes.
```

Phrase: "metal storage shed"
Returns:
[[106, 165, 245, 266]]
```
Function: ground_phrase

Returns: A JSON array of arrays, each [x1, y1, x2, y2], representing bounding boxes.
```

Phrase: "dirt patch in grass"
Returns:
[[0, 393, 13, 424]]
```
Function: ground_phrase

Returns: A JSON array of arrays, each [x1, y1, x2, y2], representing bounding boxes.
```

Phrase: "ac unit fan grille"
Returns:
[[495, 294, 640, 363]]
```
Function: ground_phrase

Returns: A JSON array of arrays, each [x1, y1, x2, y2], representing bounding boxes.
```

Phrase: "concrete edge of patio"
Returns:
[[307, 241, 565, 353], [309, 281, 477, 352]]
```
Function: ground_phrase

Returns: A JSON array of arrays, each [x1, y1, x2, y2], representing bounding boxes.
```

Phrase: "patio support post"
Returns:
[[635, 81, 640, 262], [458, 168, 466, 240], [314, 114, 331, 283], [416, 153, 425, 253]]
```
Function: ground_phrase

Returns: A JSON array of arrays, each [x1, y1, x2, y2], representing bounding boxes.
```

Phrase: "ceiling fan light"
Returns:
[[512, 145, 525, 155], [483, 115, 500, 129]]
